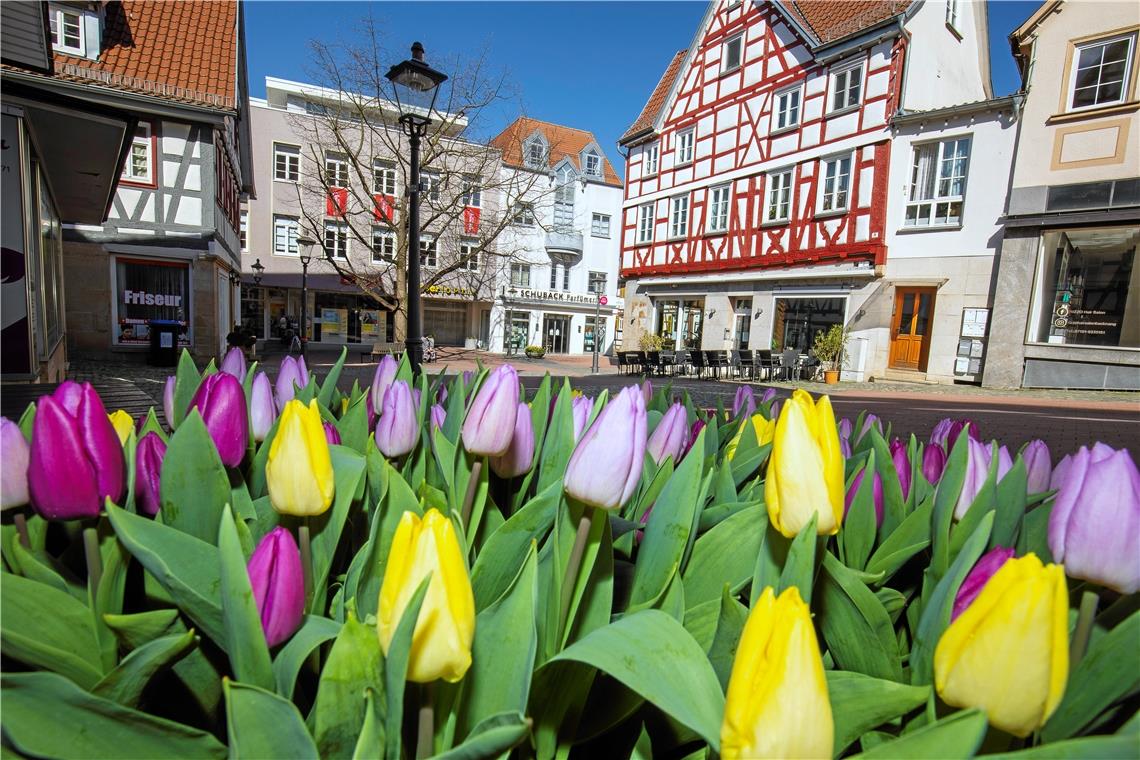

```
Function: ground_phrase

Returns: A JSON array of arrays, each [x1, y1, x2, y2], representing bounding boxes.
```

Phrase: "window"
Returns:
[[584, 152, 602, 177], [819, 155, 852, 213], [372, 227, 395, 263], [588, 271, 607, 294], [240, 210, 248, 251], [1069, 35, 1135, 110], [591, 213, 611, 237], [676, 128, 694, 165], [554, 167, 575, 231], [461, 176, 481, 207], [421, 172, 441, 202], [830, 63, 863, 112], [512, 202, 536, 226], [708, 184, 731, 233], [274, 144, 300, 182], [121, 123, 153, 184], [670, 195, 689, 238], [324, 222, 349, 259], [549, 261, 565, 290], [419, 236, 437, 268], [772, 297, 847, 353], [525, 140, 547, 168], [723, 34, 744, 72], [459, 238, 480, 271], [765, 170, 793, 222], [324, 153, 349, 187], [775, 86, 802, 130], [49, 5, 84, 55], [113, 259, 191, 347], [946, 0, 960, 30], [905, 137, 971, 227], [637, 204, 655, 243], [373, 160, 397, 195], [644, 143, 659, 175], [273, 215, 299, 254], [510, 263, 531, 288]]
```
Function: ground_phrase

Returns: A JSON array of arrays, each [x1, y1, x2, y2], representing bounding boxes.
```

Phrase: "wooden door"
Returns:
[[889, 287, 936, 371]]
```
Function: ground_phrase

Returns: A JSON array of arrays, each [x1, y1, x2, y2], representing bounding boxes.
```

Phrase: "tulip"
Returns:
[[375, 380, 418, 458], [995, 444, 1013, 483], [952, 546, 1015, 620], [1048, 443, 1140, 594], [247, 526, 305, 647], [571, 394, 592, 441], [922, 442, 946, 483], [369, 354, 398, 413], [857, 413, 881, 443], [721, 586, 832, 760], [220, 346, 246, 379], [430, 403, 446, 432], [275, 355, 309, 408], [28, 381, 125, 519], [890, 438, 911, 500], [934, 553, 1068, 737], [163, 375, 176, 429], [134, 431, 166, 516], [647, 402, 688, 466], [378, 509, 475, 683], [461, 365, 519, 457], [564, 385, 647, 510], [640, 379, 653, 405], [322, 421, 341, 446], [683, 418, 707, 458], [765, 390, 844, 537], [954, 438, 995, 520], [931, 418, 980, 452], [267, 399, 335, 516], [1, 418, 30, 510], [436, 384, 448, 406], [732, 386, 756, 419], [250, 372, 276, 443], [725, 413, 776, 461], [760, 388, 777, 405], [461, 369, 475, 387], [1023, 440, 1052, 494], [412, 387, 422, 411], [838, 417, 853, 446], [845, 465, 883, 528], [188, 372, 248, 468], [108, 410, 133, 446], [490, 402, 535, 478]]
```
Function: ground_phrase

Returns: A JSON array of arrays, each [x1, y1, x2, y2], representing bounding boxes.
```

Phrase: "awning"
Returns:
[[241, 272, 377, 295]]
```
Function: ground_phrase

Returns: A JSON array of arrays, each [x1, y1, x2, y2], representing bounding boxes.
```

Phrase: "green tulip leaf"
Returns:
[[707, 585, 750, 690], [817, 552, 904, 682], [2, 671, 226, 759], [991, 456, 1028, 550], [218, 505, 274, 691], [17, 400, 35, 438], [104, 608, 182, 649], [537, 378, 576, 494], [160, 410, 230, 544], [984, 735, 1140, 759], [851, 708, 988, 759], [1017, 502, 1055, 562], [930, 428, 971, 579], [308, 445, 367, 611], [383, 576, 431, 760], [826, 671, 931, 755], [92, 628, 197, 707], [842, 452, 879, 572], [682, 502, 765, 610], [627, 456, 673, 525], [867, 430, 906, 539], [6, 538, 84, 600], [779, 512, 819, 604], [336, 394, 370, 454], [751, 519, 791, 605], [225, 679, 318, 759], [632, 723, 654, 760], [248, 414, 282, 500], [351, 688, 386, 760], [436, 711, 532, 760], [683, 597, 722, 651], [272, 615, 342, 699], [864, 499, 933, 581], [312, 608, 386, 758], [549, 609, 725, 752], [170, 349, 201, 429], [318, 347, 349, 409], [351, 458, 419, 620]]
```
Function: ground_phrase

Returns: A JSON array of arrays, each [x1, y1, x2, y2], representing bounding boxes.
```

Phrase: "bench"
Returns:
[[359, 342, 401, 362]]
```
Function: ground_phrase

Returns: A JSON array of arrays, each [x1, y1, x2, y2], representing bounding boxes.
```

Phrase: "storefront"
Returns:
[[111, 257, 192, 348], [492, 288, 617, 355], [241, 273, 396, 349]]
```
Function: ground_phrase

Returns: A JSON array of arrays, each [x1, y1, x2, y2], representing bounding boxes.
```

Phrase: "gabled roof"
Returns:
[[620, 50, 686, 145], [490, 117, 622, 186]]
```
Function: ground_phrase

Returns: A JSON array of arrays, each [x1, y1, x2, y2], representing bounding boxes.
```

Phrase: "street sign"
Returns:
[[599, 295, 608, 306]]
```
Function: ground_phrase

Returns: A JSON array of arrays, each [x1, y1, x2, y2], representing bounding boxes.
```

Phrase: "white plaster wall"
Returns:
[[901, 0, 991, 111]]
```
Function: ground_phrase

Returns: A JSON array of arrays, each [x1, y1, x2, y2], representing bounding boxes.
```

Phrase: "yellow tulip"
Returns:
[[765, 390, 844, 537], [266, 399, 335, 516], [725, 413, 775, 461], [108, 410, 133, 446], [934, 553, 1068, 737], [378, 509, 475, 683], [722, 586, 833, 760]]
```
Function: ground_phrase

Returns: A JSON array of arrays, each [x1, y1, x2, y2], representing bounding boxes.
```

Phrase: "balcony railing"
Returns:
[[545, 230, 583, 254]]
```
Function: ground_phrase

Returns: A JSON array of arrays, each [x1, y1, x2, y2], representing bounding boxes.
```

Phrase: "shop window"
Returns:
[[771, 297, 846, 352], [585, 315, 607, 354], [113, 258, 191, 347], [1032, 227, 1140, 348]]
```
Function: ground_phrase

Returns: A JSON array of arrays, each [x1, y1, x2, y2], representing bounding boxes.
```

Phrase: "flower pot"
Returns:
[[824, 369, 840, 384]]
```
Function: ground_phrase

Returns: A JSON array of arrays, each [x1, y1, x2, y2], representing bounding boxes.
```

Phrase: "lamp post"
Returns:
[[251, 258, 265, 286], [296, 235, 315, 359], [385, 42, 448, 375]]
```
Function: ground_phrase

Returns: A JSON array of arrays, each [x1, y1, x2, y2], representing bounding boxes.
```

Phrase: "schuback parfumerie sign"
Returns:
[[512, 289, 605, 306]]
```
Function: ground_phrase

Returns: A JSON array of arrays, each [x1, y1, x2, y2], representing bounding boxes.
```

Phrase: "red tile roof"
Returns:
[[51, 0, 239, 110], [620, 50, 686, 145], [490, 117, 622, 186]]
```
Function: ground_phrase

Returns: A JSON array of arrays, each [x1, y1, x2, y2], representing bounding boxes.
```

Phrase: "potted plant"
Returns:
[[638, 333, 666, 352], [524, 344, 546, 359], [812, 324, 849, 384]]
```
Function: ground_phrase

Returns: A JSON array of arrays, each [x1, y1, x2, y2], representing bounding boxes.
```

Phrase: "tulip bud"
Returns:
[[1, 417, 30, 510], [250, 372, 276, 443], [461, 365, 519, 457], [490, 402, 535, 478], [247, 526, 305, 647], [922, 442, 946, 483], [952, 546, 1015, 620], [323, 421, 341, 446], [838, 417, 853, 444], [571, 394, 592, 441], [765, 390, 844, 537], [275, 356, 309, 408], [845, 465, 884, 528], [995, 444, 1013, 483], [163, 375, 176, 430], [935, 553, 1068, 737], [108, 410, 133, 446], [647, 402, 688, 466], [760, 388, 777, 405], [564, 385, 647, 510], [267, 399, 335, 516], [134, 431, 167, 516], [890, 438, 911, 500], [188, 372, 249, 468], [954, 437, 993, 520], [378, 509, 475, 683], [430, 403, 446, 432], [732, 386, 756, 419], [436, 384, 448, 406], [931, 418, 981, 452], [412, 387, 422, 411], [725, 413, 775, 461], [220, 346, 246, 379], [640, 379, 653, 405], [29, 381, 125, 519], [375, 380, 418, 458], [684, 417, 706, 457], [370, 354, 398, 413], [1048, 443, 1140, 594], [1022, 440, 1052, 494], [722, 586, 833, 760]]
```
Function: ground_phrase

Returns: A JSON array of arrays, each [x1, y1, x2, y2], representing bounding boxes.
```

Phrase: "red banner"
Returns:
[[373, 194, 395, 223], [463, 206, 481, 235], [326, 188, 348, 217]]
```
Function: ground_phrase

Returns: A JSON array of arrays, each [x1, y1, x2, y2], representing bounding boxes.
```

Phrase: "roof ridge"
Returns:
[[510, 115, 600, 139]]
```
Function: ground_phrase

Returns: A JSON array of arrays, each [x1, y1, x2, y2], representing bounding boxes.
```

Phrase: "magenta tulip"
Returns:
[[923, 443, 947, 483], [931, 418, 980, 452], [369, 355, 398, 413], [323, 421, 341, 446], [564, 385, 647, 510], [462, 365, 519, 457], [250, 372, 276, 442], [732, 386, 756, 419], [28, 381, 125, 519], [952, 546, 1016, 620], [163, 375, 176, 429], [845, 465, 884, 528], [684, 417, 706, 456], [275, 356, 309, 408], [220, 346, 246, 379], [247, 526, 305, 647], [571, 395, 592, 441], [491, 402, 535, 478], [647, 402, 688, 466], [135, 431, 166, 516], [1023, 440, 1052, 494], [375, 380, 418, 458], [188, 373, 248, 468], [890, 438, 911, 500], [1, 417, 30, 510]]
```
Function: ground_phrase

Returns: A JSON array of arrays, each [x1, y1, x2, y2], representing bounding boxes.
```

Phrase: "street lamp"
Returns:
[[386, 42, 448, 374], [297, 235, 316, 358], [251, 258, 265, 286]]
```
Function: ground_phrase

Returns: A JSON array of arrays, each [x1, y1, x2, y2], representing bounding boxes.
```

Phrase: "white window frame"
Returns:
[[511, 202, 536, 227], [1067, 33, 1137, 112], [121, 122, 153, 185], [461, 176, 481, 208], [764, 169, 793, 223], [373, 159, 397, 195], [591, 212, 611, 238], [525, 140, 547, 168], [324, 153, 349, 188], [774, 84, 803, 131], [708, 184, 731, 233], [945, 0, 960, 31], [818, 154, 853, 214], [643, 142, 659, 175], [670, 195, 689, 238], [48, 4, 85, 56], [588, 270, 607, 295], [459, 238, 480, 271], [637, 203, 654, 244], [324, 221, 349, 260], [419, 235, 437, 268], [723, 33, 744, 73], [510, 263, 531, 288], [584, 152, 602, 177], [274, 143, 301, 183], [273, 215, 300, 255], [675, 128, 695, 165], [904, 136, 971, 228], [371, 226, 395, 263], [240, 210, 249, 251], [421, 172, 441, 202], [829, 62, 864, 113]]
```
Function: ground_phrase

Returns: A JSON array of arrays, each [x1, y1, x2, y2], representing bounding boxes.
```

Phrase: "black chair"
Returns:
[[732, 349, 754, 379], [781, 349, 800, 381], [800, 355, 822, 382], [671, 350, 687, 376], [616, 351, 630, 374], [659, 350, 677, 376], [705, 350, 729, 379], [628, 351, 647, 376], [755, 350, 777, 381], [688, 349, 706, 378], [646, 351, 662, 376]]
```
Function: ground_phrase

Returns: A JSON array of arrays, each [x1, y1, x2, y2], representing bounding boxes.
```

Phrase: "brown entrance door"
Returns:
[[889, 287, 936, 371]]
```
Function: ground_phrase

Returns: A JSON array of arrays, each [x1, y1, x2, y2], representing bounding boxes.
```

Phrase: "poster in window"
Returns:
[[115, 258, 190, 346], [360, 309, 386, 339], [322, 308, 346, 341], [463, 206, 480, 235]]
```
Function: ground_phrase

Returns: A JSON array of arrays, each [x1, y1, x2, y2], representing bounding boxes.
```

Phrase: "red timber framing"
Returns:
[[620, 0, 904, 279]]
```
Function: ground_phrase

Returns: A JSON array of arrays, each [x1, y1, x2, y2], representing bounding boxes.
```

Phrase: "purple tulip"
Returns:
[[995, 445, 1013, 483], [462, 365, 519, 457], [769, 400, 781, 423], [1023, 440, 1052, 494], [564, 385, 647, 510], [952, 546, 1016, 620], [163, 375, 176, 429], [838, 418, 854, 444], [375, 380, 418, 458], [412, 387, 422, 411], [430, 403, 446, 432], [437, 384, 448, 406], [275, 356, 309, 408], [571, 395, 592, 441], [931, 418, 981, 452], [250, 372, 276, 443], [135, 432, 166, 516], [491, 402, 535, 478], [641, 379, 653, 405], [370, 354, 398, 414], [462, 370, 475, 387], [28, 381, 125, 520], [859, 414, 881, 439], [923, 443, 947, 483], [732, 386, 756, 419], [954, 437, 993, 520], [684, 418, 706, 457], [1, 417, 30, 510], [890, 438, 911, 500], [323, 421, 341, 446], [1049, 443, 1140, 594], [760, 388, 777, 405], [188, 373, 249, 468], [247, 526, 305, 647], [220, 346, 246, 379], [647, 402, 688, 466], [845, 465, 884, 528]]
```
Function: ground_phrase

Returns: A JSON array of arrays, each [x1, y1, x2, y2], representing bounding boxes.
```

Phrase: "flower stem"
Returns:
[[558, 509, 594, 642], [13, 511, 29, 548], [416, 681, 434, 760], [1070, 589, 1099, 667], [461, 459, 483, 530], [298, 522, 313, 611], [83, 527, 102, 596]]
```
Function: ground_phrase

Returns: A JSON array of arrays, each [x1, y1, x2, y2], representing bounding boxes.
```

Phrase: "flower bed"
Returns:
[[0, 348, 1137, 759]]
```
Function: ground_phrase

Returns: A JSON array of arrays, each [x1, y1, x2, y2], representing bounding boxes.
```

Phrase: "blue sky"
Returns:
[[246, 1, 1040, 165]]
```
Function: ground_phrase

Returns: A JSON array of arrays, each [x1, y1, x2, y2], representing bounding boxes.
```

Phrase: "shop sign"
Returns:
[[513, 289, 605, 306], [114, 258, 190, 347], [422, 284, 475, 298]]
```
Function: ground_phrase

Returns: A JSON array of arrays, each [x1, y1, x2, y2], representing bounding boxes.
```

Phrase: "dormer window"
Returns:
[[525, 140, 547, 168], [584, 152, 602, 177], [49, 4, 85, 56]]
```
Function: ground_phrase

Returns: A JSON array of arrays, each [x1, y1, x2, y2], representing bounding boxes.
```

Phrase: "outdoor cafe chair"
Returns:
[[688, 349, 706, 378]]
